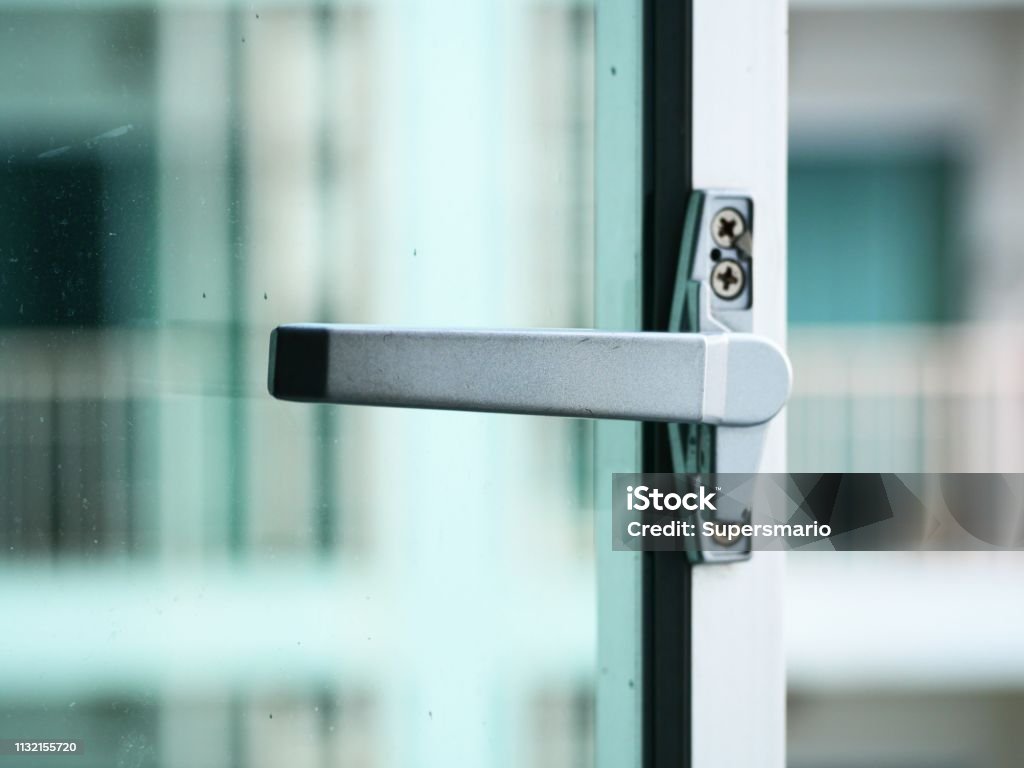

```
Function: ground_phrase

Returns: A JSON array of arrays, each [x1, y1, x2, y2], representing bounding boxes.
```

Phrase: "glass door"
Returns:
[[0, 0, 787, 766]]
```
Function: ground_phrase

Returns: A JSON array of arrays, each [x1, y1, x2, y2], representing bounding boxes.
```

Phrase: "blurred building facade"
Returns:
[[788, 4, 1024, 768], [4, 1, 1024, 767]]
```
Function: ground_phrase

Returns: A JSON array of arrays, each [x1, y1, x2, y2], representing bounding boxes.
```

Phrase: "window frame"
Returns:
[[594, 1, 788, 766]]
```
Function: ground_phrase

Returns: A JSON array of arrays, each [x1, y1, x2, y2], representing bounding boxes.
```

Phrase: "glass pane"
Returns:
[[0, 3, 596, 766]]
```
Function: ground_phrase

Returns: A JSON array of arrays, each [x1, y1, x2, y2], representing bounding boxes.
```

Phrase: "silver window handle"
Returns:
[[265, 191, 786, 563], [268, 324, 789, 427], [266, 191, 790, 429]]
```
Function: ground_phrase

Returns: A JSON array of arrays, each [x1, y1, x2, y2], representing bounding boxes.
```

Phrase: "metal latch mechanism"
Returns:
[[267, 191, 789, 563], [668, 191, 771, 562]]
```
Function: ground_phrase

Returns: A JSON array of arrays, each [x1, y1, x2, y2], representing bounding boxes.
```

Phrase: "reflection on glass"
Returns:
[[0, 3, 596, 766]]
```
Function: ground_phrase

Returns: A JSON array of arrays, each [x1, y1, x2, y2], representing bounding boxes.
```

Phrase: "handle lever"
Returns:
[[269, 324, 789, 426]]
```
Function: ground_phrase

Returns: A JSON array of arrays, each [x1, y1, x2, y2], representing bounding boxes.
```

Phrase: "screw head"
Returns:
[[710, 259, 745, 300], [711, 207, 746, 248], [708, 509, 752, 547], [709, 526, 742, 548]]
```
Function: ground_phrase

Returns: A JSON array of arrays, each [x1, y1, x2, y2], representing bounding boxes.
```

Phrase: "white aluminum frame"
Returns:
[[595, 0, 788, 766]]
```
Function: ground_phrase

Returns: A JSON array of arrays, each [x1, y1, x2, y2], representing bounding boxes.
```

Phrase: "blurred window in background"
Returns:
[[790, 151, 960, 326]]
